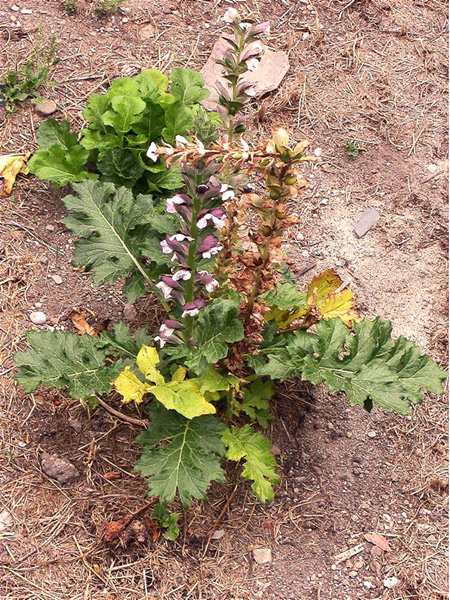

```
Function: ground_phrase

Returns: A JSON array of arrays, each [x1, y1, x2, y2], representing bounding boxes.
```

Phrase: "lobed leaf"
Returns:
[[136, 404, 226, 506], [223, 425, 279, 502]]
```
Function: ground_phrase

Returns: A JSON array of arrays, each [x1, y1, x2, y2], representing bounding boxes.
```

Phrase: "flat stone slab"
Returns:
[[202, 38, 289, 110], [353, 208, 380, 238]]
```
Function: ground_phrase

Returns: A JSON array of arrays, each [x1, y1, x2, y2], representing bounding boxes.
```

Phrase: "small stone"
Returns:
[[139, 23, 155, 40], [426, 163, 439, 173], [367, 430, 377, 439], [383, 576, 399, 589], [20, 7, 32, 13], [50, 274, 63, 285], [0, 510, 13, 532], [45, 224, 55, 232], [123, 303, 137, 322], [349, 570, 358, 578], [29, 311, 47, 325], [18, 441, 26, 447], [35, 100, 57, 116], [353, 208, 380, 238], [34, 302, 43, 308], [363, 581, 374, 589], [10, 5, 20, 11], [122, 17, 129, 23], [319, 198, 329, 206], [313, 147, 322, 157], [41, 452, 79, 484], [302, 32, 310, 40], [253, 547, 272, 564], [211, 529, 225, 540], [271, 445, 281, 456]]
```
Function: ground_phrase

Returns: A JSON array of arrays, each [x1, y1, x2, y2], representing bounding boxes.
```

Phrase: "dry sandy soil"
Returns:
[[0, 0, 448, 599]]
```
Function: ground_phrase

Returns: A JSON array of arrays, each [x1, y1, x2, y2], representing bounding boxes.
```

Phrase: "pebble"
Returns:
[[35, 100, 57, 116], [349, 570, 357, 578], [50, 274, 63, 285], [29, 311, 47, 325], [363, 580, 374, 589], [353, 208, 380, 238], [367, 430, 377, 438], [319, 198, 329, 205], [123, 303, 137, 322], [383, 576, 399, 589], [0, 509, 13, 532], [41, 452, 79, 484], [253, 547, 272, 564], [139, 23, 155, 40], [20, 7, 32, 13], [45, 224, 55, 232], [211, 529, 225, 540], [313, 147, 322, 157], [10, 5, 20, 11]]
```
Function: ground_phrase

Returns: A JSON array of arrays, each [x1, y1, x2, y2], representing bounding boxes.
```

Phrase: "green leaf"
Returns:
[[152, 502, 180, 541], [102, 96, 146, 133], [62, 181, 162, 287], [99, 321, 151, 358], [241, 380, 273, 427], [187, 299, 245, 373], [28, 143, 92, 187], [254, 318, 447, 415], [170, 68, 209, 105], [147, 164, 183, 191], [82, 94, 110, 128], [135, 69, 172, 103], [261, 282, 307, 311], [97, 148, 144, 187], [162, 103, 194, 144], [36, 119, 78, 149], [223, 426, 279, 502], [80, 129, 121, 152], [131, 101, 165, 140], [135, 404, 226, 506], [14, 331, 121, 400]]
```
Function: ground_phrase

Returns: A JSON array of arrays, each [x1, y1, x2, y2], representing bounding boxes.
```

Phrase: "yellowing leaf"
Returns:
[[171, 366, 187, 382], [114, 366, 149, 404], [307, 269, 358, 325], [136, 345, 164, 385], [151, 380, 216, 419], [0, 153, 29, 197]]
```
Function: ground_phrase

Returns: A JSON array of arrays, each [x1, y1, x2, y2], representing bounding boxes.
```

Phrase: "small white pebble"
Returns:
[[314, 147, 322, 157], [363, 581, 374, 589], [20, 7, 32, 14], [367, 430, 377, 438], [34, 302, 43, 308], [384, 576, 399, 589], [302, 32, 310, 40], [29, 311, 47, 325], [18, 441, 27, 448], [49, 274, 63, 285], [10, 4, 20, 11]]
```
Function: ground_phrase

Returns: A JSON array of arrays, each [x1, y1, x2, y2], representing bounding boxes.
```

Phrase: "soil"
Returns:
[[0, 1, 448, 599]]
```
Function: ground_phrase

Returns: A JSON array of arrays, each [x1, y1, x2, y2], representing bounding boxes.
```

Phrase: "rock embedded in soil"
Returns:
[[211, 529, 225, 540], [49, 274, 63, 285], [35, 100, 57, 116], [353, 208, 380, 238], [0, 509, 13, 532], [29, 311, 47, 325], [383, 576, 399, 589], [139, 23, 155, 39], [201, 38, 289, 110], [253, 547, 272, 564], [123, 302, 137, 322], [41, 452, 79, 484]]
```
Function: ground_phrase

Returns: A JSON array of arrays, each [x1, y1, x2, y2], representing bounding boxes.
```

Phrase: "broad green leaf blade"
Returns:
[[36, 119, 78, 149], [97, 148, 144, 187], [187, 299, 245, 374], [169, 68, 209, 105], [162, 103, 194, 144], [28, 144, 91, 187], [62, 181, 160, 287], [82, 94, 110, 127], [223, 425, 279, 502], [257, 317, 447, 415], [15, 331, 120, 400], [102, 96, 146, 133], [135, 404, 226, 506]]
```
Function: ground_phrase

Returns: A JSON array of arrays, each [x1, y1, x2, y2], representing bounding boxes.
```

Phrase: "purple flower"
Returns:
[[197, 270, 219, 293], [172, 269, 191, 281], [166, 194, 188, 214], [154, 319, 183, 347], [156, 275, 182, 299], [181, 298, 205, 318], [198, 234, 223, 259], [197, 208, 226, 230]]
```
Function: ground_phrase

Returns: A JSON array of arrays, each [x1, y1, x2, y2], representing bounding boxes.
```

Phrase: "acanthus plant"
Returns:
[[15, 9, 447, 535]]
